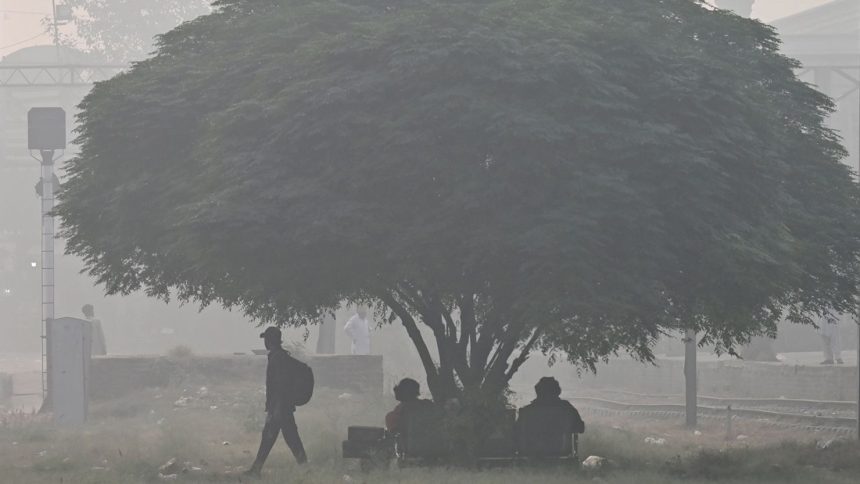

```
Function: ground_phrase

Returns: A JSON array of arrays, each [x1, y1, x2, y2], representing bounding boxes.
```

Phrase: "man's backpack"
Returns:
[[285, 355, 314, 406]]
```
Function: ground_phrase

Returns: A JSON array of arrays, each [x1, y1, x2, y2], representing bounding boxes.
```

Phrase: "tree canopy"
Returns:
[[59, 0, 860, 399]]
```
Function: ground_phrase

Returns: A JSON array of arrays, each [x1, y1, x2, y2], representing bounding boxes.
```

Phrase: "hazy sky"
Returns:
[[0, 0, 836, 58]]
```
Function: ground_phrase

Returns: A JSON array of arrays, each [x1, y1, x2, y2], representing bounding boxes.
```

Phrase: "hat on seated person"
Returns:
[[259, 326, 282, 341], [393, 378, 420, 402]]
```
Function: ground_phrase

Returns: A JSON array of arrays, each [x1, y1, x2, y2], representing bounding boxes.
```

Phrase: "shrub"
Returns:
[[166, 345, 194, 358]]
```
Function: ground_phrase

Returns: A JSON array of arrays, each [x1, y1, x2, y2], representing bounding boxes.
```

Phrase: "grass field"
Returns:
[[1, 377, 858, 484]]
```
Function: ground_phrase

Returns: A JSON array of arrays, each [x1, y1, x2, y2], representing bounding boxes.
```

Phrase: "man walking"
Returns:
[[246, 327, 307, 476]]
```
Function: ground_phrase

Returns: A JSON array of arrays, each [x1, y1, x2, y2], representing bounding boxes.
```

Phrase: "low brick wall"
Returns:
[[574, 358, 858, 400], [310, 355, 384, 395], [89, 354, 383, 400]]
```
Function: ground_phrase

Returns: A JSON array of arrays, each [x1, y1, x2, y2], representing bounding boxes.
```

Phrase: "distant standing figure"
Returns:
[[818, 318, 843, 365], [82, 304, 107, 356], [246, 327, 307, 476], [344, 307, 371, 355]]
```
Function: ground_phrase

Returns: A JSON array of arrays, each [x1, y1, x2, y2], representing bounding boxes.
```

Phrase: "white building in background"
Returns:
[[772, 0, 860, 175], [716, 1, 859, 175]]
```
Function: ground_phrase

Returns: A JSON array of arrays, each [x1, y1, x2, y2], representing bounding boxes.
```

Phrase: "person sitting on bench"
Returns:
[[516, 376, 585, 457], [385, 378, 433, 434]]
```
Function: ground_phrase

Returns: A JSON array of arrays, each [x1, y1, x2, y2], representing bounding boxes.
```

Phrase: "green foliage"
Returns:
[[665, 440, 860, 479], [58, 0, 860, 400]]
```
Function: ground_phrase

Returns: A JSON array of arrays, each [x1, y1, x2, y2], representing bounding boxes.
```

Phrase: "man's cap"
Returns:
[[259, 326, 282, 339]]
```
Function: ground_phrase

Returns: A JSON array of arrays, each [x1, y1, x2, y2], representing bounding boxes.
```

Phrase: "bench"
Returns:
[[341, 426, 394, 470], [342, 402, 582, 466]]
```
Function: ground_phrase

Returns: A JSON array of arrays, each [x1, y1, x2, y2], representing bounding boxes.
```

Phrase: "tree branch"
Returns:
[[504, 327, 543, 382], [473, 306, 509, 377], [482, 319, 532, 391], [458, 293, 476, 349], [404, 290, 461, 399], [396, 285, 444, 334], [380, 292, 439, 385], [440, 306, 457, 341]]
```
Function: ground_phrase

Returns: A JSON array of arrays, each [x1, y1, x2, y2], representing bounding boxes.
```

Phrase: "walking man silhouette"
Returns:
[[246, 327, 307, 476]]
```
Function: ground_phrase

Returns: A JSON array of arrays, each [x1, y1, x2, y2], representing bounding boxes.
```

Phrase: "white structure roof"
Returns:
[[771, 0, 859, 66], [772, 0, 859, 36]]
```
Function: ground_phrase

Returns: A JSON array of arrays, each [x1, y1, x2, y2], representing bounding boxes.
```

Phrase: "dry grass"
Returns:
[[0, 379, 858, 484]]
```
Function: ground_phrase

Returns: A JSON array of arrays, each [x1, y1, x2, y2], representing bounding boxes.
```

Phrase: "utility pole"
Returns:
[[28, 108, 65, 408], [40, 149, 55, 403], [316, 313, 337, 354], [684, 329, 697, 427], [51, 1, 60, 62]]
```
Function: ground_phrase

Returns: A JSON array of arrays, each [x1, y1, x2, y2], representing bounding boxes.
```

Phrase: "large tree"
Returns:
[[59, 0, 860, 402]]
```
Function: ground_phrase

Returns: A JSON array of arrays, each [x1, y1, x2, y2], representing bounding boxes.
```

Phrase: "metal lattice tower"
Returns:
[[39, 151, 56, 399]]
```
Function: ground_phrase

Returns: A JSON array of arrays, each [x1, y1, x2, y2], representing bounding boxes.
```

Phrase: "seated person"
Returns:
[[385, 378, 433, 434], [519, 376, 585, 434]]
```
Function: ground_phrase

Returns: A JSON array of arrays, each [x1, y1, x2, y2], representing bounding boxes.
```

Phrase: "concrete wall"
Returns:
[[89, 354, 383, 401], [88, 354, 855, 402], [574, 358, 858, 401]]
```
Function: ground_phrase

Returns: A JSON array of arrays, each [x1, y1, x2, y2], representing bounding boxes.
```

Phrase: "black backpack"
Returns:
[[285, 355, 314, 406]]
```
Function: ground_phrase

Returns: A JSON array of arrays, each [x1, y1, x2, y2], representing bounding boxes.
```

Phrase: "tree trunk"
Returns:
[[684, 329, 698, 428], [381, 291, 531, 405]]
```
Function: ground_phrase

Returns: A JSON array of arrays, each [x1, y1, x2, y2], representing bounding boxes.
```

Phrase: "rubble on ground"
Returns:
[[159, 457, 181, 475], [582, 455, 606, 469]]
